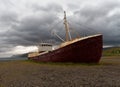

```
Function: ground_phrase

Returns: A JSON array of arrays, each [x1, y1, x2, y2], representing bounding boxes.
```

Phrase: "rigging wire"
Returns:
[[49, 19, 63, 32], [66, 15, 100, 36], [52, 31, 65, 42], [68, 23, 80, 38], [77, 22, 99, 33], [48, 19, 66, 42]]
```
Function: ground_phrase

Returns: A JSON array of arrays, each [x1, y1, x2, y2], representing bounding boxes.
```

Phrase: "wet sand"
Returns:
[[0, 56, 120, 87]]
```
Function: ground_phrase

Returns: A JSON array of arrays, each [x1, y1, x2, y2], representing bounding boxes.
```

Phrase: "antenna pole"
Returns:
[[64, 11, 71, 41]]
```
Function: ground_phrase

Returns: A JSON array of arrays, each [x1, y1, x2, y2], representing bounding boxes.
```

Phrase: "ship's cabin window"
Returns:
[[41, 44, 52, 46]]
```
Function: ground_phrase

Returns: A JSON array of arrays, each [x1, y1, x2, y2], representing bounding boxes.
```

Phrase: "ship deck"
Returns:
[[60, 34, 102, 48]]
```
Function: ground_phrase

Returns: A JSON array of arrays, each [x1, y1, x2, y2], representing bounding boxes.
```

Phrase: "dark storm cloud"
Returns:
[[2, 3, 64, 47], [31, 2, 63, 13], [0, 11, 19, 27]]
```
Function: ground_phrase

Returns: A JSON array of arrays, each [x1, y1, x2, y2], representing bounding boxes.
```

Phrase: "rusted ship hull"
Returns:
[[28, 35, 103, 63]]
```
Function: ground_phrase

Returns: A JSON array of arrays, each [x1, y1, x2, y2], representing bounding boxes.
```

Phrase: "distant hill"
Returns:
[[102, 47, 120, 56], [11, 53, 28, 58], [0, 53, 28, 61]]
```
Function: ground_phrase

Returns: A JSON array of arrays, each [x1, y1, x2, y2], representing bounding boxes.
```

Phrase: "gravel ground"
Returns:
[[0, 56, 120, 87]]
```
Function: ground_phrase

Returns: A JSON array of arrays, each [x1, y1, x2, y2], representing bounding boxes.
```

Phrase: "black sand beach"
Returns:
[[0, 56, 120, 87]]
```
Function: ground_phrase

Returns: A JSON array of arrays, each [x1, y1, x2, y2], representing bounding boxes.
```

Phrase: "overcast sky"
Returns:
[[0, 0, 120, 57]]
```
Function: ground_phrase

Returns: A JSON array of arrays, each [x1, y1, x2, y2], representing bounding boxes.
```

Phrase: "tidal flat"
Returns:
[[0, 56, 120, 87]]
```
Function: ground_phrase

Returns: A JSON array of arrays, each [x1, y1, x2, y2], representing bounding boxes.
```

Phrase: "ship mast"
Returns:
[[64, 11, 72, 41]]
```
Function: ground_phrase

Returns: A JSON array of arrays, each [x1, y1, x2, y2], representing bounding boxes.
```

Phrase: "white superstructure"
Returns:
[[37, 43, 53, 51]]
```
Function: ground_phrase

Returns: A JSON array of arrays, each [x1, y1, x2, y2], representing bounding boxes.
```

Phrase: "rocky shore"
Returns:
[[0, 56, 120, 87]]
